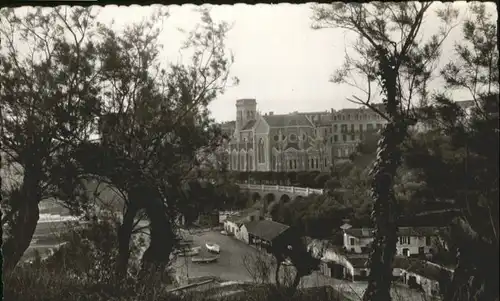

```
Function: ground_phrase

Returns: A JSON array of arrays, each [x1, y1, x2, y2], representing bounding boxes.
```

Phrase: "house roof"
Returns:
[[243, 220, 290, 242], [241, 120, 256, 131], [262, 114, 314, 128], [225, 208, 260, 224], [393, 257, 453, 282], [344, 228, 375, 238], [398, 227, 440, 237]]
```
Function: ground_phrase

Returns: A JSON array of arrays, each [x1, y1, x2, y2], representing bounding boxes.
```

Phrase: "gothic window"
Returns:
[[232, 152, 238, 169], [240, 152, 246, 170], [258, 138, 265, 163]]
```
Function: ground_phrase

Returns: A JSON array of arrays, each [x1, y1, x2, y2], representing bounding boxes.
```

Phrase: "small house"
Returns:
[[240, 219, 290, 248], [342, 226, 442, 257], [223, 208, 262, 237]]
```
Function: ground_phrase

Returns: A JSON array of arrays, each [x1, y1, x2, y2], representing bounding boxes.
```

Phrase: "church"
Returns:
[[219, 98, 387, 172]]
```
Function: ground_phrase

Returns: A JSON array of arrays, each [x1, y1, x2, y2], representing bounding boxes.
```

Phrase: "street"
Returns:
[[173, 230, 260, 283]]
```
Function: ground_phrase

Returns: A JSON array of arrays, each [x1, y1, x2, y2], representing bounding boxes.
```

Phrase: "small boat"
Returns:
[[205, 242, 220, 254], [191, 256, 218, 263], [177, 247, 201, 257]]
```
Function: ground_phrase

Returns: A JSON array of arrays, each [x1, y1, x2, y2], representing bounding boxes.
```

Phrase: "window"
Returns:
[[342, 115, 346, 121], [334, 135, 338, 142], [418, 247, 425, 254], [258, 139, 265, 163], [351, 124, 355, 132], [329, 128, 332, 133], [341, 124, 348, 132], [347, 114, 351, 120], [425, 236, 431, 246], [324, 129, 327, 136], [342, 134, 347, 142], [315, 158, 319, 168], [293, 160, 297, 169], [376, 123, 382, 129], [289, 133, 297, 142], [289, 160, 293, 169], [367, 124, 374, 131], [274, 135, 279, 141], [351, 134, 355, 141], [330, 137, 333, 143], [359, 124, 363, 131], [333, 124, 338, 132], [350, 238, 355, 245]]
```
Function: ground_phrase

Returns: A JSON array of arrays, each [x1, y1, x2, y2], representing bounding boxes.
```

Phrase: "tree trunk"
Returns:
[[275, 260, 282, 287], [2, 172, 41, 274], [115, 203, 138, 279], [362, 56, 407, 301], [140, 196, 175, 279]]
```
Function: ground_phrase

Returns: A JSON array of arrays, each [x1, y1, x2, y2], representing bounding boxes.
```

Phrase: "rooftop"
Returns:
[[262, 114, 314, 128], [243, 219, 290, 242], [393, 256, 454, 282]]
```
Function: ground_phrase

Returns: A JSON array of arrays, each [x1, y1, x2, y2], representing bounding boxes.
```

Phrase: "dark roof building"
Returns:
[[243, 219, 290, 243]]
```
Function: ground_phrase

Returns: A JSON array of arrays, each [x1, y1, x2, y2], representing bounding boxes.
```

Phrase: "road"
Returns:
[[173, 230, 261, 283]]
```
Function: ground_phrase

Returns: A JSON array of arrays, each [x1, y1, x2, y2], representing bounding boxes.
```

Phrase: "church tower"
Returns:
[[234, 98, 257, 138]]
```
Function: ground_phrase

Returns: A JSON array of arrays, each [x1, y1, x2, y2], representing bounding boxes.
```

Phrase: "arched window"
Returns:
[[240, 152, 246, 170], [258, 138, 265, 163], [232, 152, 238, 169]]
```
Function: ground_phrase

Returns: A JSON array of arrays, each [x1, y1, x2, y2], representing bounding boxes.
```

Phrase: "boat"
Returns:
[[205, 242, 220, 254], [177, 246, 202, 257], [191, 256, 218, 263]]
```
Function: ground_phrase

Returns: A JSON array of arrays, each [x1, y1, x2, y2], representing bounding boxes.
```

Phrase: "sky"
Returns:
[[17, 3, 498, 122]]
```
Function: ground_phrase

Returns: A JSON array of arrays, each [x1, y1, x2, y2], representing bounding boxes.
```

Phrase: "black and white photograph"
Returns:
[[1, 2, 498, 301]]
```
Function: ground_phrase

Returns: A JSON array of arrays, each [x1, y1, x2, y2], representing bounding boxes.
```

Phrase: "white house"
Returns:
[[343, 228, 374, 254], [342, 226, 441, 257], [223, 208, 262, 238]]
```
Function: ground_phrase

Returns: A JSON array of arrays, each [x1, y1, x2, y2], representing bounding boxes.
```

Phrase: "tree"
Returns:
[[311, 3, 458, 300], [73, 8, 236, 278], [407, 5, 498, 300], [1, 7, 102, 273]]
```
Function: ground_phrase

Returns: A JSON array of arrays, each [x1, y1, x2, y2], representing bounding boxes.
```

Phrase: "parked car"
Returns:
[[206, 242, 221, 254]]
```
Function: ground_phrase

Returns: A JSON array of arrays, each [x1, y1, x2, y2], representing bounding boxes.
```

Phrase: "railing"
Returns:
[[237, 183, 324, 196]]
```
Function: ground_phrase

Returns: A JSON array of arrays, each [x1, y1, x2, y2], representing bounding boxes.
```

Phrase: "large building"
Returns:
[[219, 98, 386, 172]]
